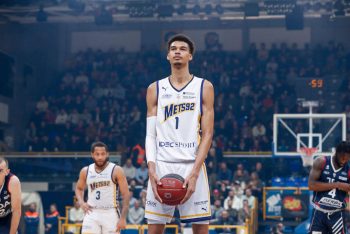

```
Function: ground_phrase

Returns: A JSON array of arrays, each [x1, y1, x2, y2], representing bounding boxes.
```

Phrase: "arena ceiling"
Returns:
[[0, 0, 349, 24]]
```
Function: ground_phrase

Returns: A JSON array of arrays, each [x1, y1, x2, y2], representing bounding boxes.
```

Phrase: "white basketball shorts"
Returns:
[[145, 160, 211, 223], [81, 208, 119, 234]]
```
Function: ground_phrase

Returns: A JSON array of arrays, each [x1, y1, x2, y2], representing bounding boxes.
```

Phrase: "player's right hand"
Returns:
[[81, 202, 92, 214], [149, 171, 163, 203], [337, 182, 350, 192]]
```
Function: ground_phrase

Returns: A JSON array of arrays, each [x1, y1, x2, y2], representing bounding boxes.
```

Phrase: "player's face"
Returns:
[[336, 152, 350, 167], [91, 146, 109, 168], [167, 41, 192, 66], [0, 161, 9, 181]]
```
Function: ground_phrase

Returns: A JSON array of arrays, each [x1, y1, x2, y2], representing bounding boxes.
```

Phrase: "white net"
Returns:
[[299, 147, 318, 167]]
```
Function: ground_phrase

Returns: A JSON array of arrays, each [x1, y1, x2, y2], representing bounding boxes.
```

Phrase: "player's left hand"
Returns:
[[180, 173, 198, 204], [116, 217, 126, 233]]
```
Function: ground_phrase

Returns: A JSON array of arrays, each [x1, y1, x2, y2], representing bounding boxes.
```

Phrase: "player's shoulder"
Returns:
[[80, 166, 89, 175], [147, 77, 168, 89], [9, 174, 20, 185], [313, 156, 327, 169]]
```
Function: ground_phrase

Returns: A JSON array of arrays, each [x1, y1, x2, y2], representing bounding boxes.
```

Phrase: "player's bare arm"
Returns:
[[308, 156, 348, 191], [113, 166, 129, 232], [75, 167, 92, 213], [9, 175, 21, 234], [146, 82, 163, 203], [181, 80, 214, 204]]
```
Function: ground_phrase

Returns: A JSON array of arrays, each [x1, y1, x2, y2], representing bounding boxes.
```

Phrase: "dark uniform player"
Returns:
[[308, 141, 350, 234], [0, 157, 22, 234]]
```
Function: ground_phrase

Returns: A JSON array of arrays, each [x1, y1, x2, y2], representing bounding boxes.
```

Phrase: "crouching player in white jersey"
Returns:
[[145, 34, 214, 234], [75, 141, 130, 234]]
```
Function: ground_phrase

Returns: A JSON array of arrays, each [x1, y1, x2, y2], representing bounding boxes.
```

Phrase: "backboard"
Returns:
[[273, 102, 346, 166]]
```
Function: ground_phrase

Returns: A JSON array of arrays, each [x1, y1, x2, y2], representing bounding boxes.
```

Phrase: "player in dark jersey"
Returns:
[[0, 157, 22, 234], [308, 141, 350, 234]]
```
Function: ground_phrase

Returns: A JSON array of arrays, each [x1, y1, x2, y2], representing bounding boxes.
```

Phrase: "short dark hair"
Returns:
[[0, 157, 9, 168], [167, 34, 195, 55], [91, 141, 109, 153], [336, 141, 350, 155]]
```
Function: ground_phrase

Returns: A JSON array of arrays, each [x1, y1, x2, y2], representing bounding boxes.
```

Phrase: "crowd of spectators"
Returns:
[[19, 42, 348, 154], [16, 41, 350, 232]]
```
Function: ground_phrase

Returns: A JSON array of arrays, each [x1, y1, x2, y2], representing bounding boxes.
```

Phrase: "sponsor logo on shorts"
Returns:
[[194, 200, 209, 206], [319, 197, 342, 208], [146, 200, 157, 207]]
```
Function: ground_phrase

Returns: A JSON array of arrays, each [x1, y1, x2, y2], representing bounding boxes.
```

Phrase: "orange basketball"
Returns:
[[157, 174, 187, 206]]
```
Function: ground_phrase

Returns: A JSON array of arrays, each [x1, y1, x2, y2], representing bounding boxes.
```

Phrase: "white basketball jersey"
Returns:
[[156, 76, 204, 162], [86, 162, 119, 209]]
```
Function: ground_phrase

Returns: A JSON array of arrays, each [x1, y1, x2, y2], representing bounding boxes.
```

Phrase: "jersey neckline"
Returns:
[[94, 162, 110, 174], [168, 74, 194, 92]]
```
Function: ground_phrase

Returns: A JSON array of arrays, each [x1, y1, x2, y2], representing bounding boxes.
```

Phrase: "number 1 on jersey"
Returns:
[[175, 117, 179, 129]]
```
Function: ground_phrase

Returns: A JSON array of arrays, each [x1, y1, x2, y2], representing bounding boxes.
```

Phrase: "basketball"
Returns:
[[157, 174, 187, 206]]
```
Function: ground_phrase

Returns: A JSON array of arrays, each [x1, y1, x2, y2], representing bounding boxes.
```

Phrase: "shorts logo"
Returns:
[[146, 200, 157, 207], [201, 207, 208, 212], [194, 200, 208, 206]]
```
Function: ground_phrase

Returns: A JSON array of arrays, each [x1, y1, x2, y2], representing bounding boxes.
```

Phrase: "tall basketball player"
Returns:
[[0, 157, 21, 234], [145, 34, 214, 234], [75, 141, 130, 234], [308, 141, 350, 234]]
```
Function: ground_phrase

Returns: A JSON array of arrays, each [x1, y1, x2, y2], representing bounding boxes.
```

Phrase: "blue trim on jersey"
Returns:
[[200, 79, 204, 115], [168, 74, 194, 92], [111, 164, 117, 184], [86, 165, 89, 180], [181, 216, 211, 223], [156, 81, 159, 101]]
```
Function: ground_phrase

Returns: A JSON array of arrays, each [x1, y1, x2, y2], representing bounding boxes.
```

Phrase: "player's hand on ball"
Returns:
[[81, 202, 92, 214], [180, 173, 197, 204], [116, 218, 126, 233], [149, 171, 163, 203]]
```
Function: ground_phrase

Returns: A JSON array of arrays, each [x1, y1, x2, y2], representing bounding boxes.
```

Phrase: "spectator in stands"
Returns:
[[242, 188, 256, 209], [67, 199, 84, 234], [247, 171, 264, 200], [122, 158, 136, 183], [214, 210, 236, 234], [24, 202, 39, 234], [131, 143, 145, 167], [127, 200, 144, 225], [223, 190, 242, 211], [129, 190, 138, 208], [45, 203, 60, 234], [271, 222, 284, 234], [237, 199, 251, 225], [135, 161, 148, 186], [210, 199, 224, 224], [230, 180, 244, 198], [217, 162, 232, 185], [36, 96, 49, 112], [139, 189, 147, 208]]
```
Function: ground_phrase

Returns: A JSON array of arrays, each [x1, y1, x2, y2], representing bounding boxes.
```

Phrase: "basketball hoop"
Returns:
[[299, 147, 318, 167]]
